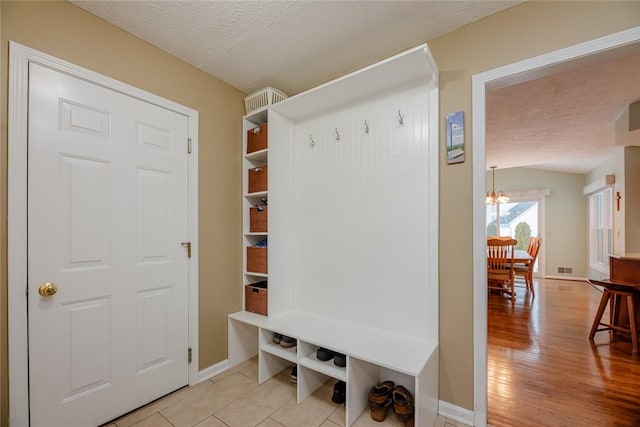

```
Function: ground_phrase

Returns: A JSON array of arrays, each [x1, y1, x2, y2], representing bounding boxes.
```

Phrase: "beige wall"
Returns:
[[0, 1, 245, 423], [0, 1, 4, 424], [1, 0, 640, 422], [428, 0, 640, 410], [630, 101, 640, 131], [624, 146, 640, 255]]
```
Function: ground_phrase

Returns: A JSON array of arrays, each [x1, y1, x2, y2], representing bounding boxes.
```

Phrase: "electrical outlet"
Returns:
[[558, 267, 565, 273], [566, 267, 573, 274]]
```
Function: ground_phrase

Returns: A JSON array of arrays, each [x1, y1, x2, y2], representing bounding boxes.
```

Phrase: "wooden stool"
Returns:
[[589, 288, 639, 355]]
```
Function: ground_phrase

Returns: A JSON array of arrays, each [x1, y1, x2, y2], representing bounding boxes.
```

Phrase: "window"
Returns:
[[589, 187, 613, 273], [486, 200, 540, 273]]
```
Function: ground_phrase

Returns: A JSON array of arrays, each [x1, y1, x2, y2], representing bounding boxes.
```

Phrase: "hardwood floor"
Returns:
[[488, 278, 640, 427]]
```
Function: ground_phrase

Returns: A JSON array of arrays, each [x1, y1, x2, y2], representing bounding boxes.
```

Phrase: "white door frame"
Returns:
[[472, 26, 640, 426], [8, 42, 200, 426]]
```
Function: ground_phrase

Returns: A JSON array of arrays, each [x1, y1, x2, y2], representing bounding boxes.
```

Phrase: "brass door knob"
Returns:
[[38, 282, 57, 297]]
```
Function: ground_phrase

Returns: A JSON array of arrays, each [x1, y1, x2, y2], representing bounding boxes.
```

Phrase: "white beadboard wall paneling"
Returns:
[[271, 44, 437, 121], [268, 43, 439, 342], [286, 84, 433, 339]]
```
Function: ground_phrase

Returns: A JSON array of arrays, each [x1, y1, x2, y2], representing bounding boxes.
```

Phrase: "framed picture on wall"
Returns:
[[446, 111, 465, 164]]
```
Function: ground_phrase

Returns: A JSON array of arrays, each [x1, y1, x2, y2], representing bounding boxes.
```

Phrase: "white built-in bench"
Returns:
[[228, 310, 438, 427]]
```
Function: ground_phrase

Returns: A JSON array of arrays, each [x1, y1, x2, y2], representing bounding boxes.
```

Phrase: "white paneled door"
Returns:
[[27, 63, 190, 426]]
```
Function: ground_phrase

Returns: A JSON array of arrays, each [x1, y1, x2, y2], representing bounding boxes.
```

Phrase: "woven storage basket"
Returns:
[[245, 282, 268, 316], [249, 206, 267, 232], [247, 123, 268, 154], [248, 165, 267, 194], [245, 87, 288, 114], [247, 247, 267, 274]]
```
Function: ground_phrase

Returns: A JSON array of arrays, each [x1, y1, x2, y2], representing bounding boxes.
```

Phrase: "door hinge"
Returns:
[[188, 347, 192, 363], [187, 138, 192, 154], [181, 242, 191, 258]]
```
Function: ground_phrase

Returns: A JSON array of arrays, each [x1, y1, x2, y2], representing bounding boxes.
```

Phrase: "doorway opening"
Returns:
[[472, 27, 640, 427]]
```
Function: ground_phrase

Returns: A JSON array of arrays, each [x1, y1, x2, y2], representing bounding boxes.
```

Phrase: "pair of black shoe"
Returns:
[[273, 333, 296, 348], [289, 366, 297, 384], [316, 347, 346, 367]]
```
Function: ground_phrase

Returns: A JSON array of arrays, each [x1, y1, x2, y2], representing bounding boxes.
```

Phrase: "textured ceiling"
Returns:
[[70, 0, 521, 96], [487, 47, 640, 174], [69, 0, 638, 175]]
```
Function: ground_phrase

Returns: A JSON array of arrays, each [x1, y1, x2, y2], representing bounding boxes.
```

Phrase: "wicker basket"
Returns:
[[245, 282, 267, 316], [245, 87, 288, 114], [247, 247, 267, 273]]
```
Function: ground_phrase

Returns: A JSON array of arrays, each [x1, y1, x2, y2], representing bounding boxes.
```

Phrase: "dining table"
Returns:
[[512, 249, 533, 263]]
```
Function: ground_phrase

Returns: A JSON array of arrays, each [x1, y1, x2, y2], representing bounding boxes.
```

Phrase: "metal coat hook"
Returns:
[[309, 135, 315, 147], [335, 128, 340, 141], [398, 110, 404, 126], [364, 120, 369, 134]]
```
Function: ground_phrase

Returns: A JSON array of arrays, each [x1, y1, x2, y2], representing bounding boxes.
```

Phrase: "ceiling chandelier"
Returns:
[[485, 166, 510, 205]]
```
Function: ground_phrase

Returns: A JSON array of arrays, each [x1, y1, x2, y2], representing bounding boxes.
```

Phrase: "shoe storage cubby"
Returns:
[[296, 364, 334, 403], [298, 341, 346, 382], [259, 328, 297, 364], [230, 45, 439, 426], [258, 328, 296, 384]]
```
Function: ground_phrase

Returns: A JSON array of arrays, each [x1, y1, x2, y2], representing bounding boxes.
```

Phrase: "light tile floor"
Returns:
[[104, 358, 469, 427]]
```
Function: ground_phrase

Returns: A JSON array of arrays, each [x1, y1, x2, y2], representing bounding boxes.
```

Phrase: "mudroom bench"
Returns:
[[228, 310, 438, 426]]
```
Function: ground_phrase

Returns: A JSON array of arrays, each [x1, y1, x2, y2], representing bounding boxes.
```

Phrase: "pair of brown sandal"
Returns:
[[367, 381, 414, 426]]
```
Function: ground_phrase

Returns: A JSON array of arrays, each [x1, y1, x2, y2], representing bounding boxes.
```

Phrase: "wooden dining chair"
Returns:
[[514, 237, 542, 296], [487, 237, 517, 302], [526, 236, 540, 257]]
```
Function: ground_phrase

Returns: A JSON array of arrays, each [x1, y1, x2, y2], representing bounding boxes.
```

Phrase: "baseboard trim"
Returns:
[[545, 275, 589, 282], [439, 400, 474, 425], [198, 359, 229, 383]]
